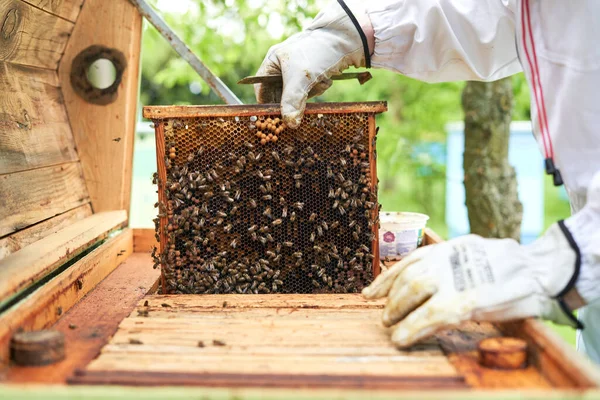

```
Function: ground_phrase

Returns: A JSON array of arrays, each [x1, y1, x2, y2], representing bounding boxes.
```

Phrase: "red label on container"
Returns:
[[383, 232, 395, 243]]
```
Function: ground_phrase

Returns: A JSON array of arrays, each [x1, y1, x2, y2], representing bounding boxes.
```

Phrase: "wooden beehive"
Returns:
[[1, 0, 600, 397], [144, 103, 385, 295]]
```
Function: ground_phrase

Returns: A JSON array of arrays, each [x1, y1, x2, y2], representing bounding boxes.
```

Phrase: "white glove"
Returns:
[[362, 224, 584, 348], [255, 1, 373, 128]]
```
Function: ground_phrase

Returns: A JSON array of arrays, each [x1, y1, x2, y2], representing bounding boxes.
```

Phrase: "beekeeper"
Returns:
[[255, 0, 600, 362]]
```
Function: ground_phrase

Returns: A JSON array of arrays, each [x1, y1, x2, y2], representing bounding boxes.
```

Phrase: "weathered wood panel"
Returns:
[[22, 0, 84, 22], [0, 210, 127, 303], [0, 228, 133, 363], [0, 61, 79, 174], [0, 0, 74, 69], [0, 204, 92, 260], [0, 162, 90, 237], [7, 253, 159, 383], [58, 0, 142, 213]]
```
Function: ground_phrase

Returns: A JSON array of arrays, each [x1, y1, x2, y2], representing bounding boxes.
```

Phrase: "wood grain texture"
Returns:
[[0, 0, 74, 69], [0, 62, 79, 174], [133, 228, 158, 254], [70, 370, 466, 390], [81, 293, 460, 389], [140, 294, 386, 310], [6, 253, 159, 383], [21, 0, 84, 22], [0, 228, 133, 363], [0, 210, 126, 302], [58, 0, 142, 213], [154, 122, 167, 291], [0, 204, 92, 260], [0, 162, 90, 237], [143, 102, 388, 119]]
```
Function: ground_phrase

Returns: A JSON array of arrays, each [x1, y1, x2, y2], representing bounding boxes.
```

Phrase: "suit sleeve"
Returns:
[[366, 0, 522, 82]]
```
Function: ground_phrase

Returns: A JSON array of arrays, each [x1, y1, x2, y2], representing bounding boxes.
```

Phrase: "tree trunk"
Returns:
[[462, 79, 523, 241]]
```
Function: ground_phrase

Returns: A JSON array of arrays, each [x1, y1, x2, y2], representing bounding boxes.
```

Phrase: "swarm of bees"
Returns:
[[152, 112, 380, 294]]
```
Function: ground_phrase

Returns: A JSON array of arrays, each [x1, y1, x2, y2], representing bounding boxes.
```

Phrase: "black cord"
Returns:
[[555, 220, 584, 330], [337, 0, 371, 68]]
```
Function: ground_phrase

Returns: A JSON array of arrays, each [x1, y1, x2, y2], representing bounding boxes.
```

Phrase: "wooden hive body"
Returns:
[[1, 1, 600, 397]]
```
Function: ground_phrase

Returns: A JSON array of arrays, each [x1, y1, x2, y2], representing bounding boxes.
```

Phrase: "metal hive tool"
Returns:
[[144, 102, 387, 294]]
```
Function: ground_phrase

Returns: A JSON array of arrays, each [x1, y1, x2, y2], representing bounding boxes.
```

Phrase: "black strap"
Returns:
[[554, 220, 584, 330], [337, 0, 371, 68], [545, 158, 563, 186]]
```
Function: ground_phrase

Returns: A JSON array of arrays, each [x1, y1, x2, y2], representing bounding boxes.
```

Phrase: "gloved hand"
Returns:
[[362, 223, 584, 348], [254, 1, 373, 128]]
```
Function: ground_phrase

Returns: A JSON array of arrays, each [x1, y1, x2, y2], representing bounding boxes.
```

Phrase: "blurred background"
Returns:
[[130, 0, 574, 341]]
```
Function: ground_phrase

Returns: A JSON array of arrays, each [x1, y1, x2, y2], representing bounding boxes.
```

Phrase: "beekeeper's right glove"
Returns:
[[254, 1, 374, 128]]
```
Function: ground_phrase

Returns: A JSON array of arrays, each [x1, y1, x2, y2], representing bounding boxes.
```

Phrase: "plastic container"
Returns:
[[379, 212, 429, 260]]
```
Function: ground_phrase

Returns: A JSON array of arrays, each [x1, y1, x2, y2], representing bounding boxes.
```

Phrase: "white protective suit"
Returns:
[[365, 0, 600, 363], [256, 0, 600, 362]]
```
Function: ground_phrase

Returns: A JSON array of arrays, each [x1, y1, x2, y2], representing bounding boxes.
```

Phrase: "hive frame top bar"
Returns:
[[143, 102, 388, 119]]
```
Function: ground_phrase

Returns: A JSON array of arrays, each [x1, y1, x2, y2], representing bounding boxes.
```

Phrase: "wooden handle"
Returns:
[[238, 72, 373, 86]]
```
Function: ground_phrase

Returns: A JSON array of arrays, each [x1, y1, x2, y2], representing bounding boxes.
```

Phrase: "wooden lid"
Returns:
[[478, 337, 528, 370], [11, 330, 65, 366]]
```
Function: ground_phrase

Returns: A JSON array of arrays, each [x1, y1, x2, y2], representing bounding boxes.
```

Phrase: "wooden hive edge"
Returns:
[[143, 102, 388, 119]]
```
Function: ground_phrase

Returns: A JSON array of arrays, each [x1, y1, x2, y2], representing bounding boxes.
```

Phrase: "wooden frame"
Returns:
[[143, 102, 388, 119], [147, 102, 387, 293]]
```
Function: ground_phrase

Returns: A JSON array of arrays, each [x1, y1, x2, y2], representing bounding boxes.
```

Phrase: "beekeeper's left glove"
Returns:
[[362, 224, 586, 348]]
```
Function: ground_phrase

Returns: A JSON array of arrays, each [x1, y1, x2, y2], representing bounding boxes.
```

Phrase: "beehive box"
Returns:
[[145, 103, 386, 295], [1, 0, 600, 397]]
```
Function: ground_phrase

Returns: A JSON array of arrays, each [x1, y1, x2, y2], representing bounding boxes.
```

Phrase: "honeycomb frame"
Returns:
[[143, 102, 387, 294]]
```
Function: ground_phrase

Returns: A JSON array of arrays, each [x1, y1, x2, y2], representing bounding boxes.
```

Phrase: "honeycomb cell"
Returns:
[[151, 107, 382, 294]]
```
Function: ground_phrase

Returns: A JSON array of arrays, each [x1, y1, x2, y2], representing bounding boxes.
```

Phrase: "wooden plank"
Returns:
[[0, 228, 133, 363], [133, 228, 158, 253], [21, 0, 84, 22], [86, 353, 457, 378], [100, 342, 437, 357], [368, 114, 380, 275], [0, 162, 90, 237], [0, 204, 92, 260], [423, 228, 444, 245], [69, 369, 466, 390], [0, 0, 74, 69], [143, 102, 388, 119], [0, 385, 593, 400], [499, 319, 600, 388], [154, 122, 167, 291], [141, 294, 386, 310], [6, 253, 160, 383], [0, 62, 79, 174], [58, 0, 142, 213], [0, 210, 127, 302]]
